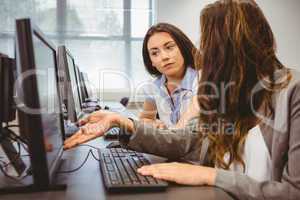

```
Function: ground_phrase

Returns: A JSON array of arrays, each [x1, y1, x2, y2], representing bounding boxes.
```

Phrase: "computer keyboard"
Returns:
[[98, 148, 168, 192]]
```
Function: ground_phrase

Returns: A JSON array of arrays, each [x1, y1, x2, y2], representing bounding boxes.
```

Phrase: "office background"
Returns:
[[0, 0, 300, 101]]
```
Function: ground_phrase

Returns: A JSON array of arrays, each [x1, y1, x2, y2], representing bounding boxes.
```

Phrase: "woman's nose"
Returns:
[[160, 50, 170, 60]]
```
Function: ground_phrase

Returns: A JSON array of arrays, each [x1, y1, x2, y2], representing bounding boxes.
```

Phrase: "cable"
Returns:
[[57, 145, 102, 174], [57, 149, 93, 174], [90, 150, 100, 162], [0, 160, 29, 181], [4, 127, 28, 146], [77, 144, 100, 161], [5, 122, 19, 127], [5, 125, 20, 128], [78, 144, 100, 151]]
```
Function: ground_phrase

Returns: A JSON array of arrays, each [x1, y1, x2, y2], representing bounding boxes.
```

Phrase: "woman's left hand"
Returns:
[[137, 162, 216, 186]]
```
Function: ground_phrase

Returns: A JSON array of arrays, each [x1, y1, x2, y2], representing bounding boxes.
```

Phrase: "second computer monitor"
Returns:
[[57, 46, 82, 122]]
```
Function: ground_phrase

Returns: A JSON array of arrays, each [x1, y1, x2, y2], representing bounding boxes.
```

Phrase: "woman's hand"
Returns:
[[77, 110, 117, 126], [137, 162, 216, 186], [64, 111, 121, 150]]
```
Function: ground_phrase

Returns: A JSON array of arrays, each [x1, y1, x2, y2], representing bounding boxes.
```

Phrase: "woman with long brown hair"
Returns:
[[64, 0, 300, 198]]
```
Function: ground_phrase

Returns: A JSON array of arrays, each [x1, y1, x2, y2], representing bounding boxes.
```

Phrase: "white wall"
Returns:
[[156, 0, 300, 69]]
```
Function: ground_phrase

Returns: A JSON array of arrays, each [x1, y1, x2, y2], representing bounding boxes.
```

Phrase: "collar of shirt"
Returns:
[[156, 66, 198, 93]]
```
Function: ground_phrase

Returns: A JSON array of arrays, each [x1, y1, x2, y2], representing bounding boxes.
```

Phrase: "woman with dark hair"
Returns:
[[65, 0, 300, 198], [139, 23, 200, 128]]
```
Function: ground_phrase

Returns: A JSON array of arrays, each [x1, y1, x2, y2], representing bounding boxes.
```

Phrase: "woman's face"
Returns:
[[147, 32, 185, 79]]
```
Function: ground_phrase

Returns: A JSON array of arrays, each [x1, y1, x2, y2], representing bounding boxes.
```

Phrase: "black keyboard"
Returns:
[[98, 148, 168, 192]]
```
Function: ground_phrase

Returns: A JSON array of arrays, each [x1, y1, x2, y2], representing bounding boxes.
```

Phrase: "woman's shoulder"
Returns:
[[275, 68, 300, 98], [140, 76, 163, 94]]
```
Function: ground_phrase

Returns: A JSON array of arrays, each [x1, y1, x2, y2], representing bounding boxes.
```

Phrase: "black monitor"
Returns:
[[5, 18, 66, 193], [0, 54, 26, 177], [78, 70, 89, 102], [0, 55, 16, 123], [57, 46, 82, 122], [81, 72, 93, 98], [74, 65, 85, 105], [79, 70, 99, 103]]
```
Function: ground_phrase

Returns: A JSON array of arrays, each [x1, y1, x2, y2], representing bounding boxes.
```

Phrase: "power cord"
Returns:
[[0, 159, 30, 181], [57, 149, 93, 174], [57, 145, 101, 174], [78, 144, 100, 161]]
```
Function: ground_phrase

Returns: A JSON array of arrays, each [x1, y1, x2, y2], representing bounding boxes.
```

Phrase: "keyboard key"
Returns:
[[106, 163, 115, 171]]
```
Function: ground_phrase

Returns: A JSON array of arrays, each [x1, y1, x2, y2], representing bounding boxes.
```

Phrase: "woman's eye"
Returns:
[[150, 51, 159, 56], [166, 44, 175, 50]]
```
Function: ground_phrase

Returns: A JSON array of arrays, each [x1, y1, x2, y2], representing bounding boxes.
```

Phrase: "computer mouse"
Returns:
[[106, 141, 122, 148]]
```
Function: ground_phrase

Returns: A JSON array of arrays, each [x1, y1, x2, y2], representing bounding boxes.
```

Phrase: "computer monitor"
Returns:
[[78, 71, 89, 102], [81, 72, 94, 98], [10, 18, 65, 192], [0, 54, 26, 177], [74, 65, 85, 105], [79, 71, 100, 103], [57, 46, 82, 122], [0, 55, 17, 123]]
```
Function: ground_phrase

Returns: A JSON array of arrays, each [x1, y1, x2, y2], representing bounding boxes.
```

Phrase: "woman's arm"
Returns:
[[138, 100, 167, 128], [122, 118, 201, 161], [174, 95, 199, 129], [64, 110, 200, 162], [139, 100, 157, 121], [214, 82, 300, 199]]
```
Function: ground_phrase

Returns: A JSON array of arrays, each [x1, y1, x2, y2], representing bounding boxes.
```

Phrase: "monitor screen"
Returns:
[[32, 32, 63, 170], [15, 18, 64, 188], [66, 53, 82, 118], [74, 65, 84, 104]]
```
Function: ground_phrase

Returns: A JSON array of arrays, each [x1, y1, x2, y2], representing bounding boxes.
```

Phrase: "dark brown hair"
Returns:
[[197, 0, 291, 169], [142, 23, 198, 77]]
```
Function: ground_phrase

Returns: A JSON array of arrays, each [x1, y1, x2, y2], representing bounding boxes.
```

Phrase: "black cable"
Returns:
[[57, 149, 93, 174], [78, 144, 100, 151], [90, 150, 100, 162], [4, 127, 28, 146], [5, 125, 20, 128], [0, 160, 29, 181], [77, 144, 100, 161]]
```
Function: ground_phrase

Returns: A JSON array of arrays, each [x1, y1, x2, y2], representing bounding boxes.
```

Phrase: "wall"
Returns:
[[156, 0, 300, 69]]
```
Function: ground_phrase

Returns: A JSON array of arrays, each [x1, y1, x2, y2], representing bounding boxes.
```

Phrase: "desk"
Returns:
[[1, 102, 233, 199], [1, 138, 233, 200]]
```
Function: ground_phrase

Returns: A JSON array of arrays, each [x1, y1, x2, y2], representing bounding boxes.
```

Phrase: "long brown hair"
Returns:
[[197, 0, 291, 169], [142, 23, 198, 77]]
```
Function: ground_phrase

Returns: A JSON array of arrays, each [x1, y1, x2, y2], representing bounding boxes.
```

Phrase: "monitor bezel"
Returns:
[[74, 65, 85, 104], [81, 72, 93, 98], [79, 71, 89, 102], [15, 18, 65, 189], [57, 45, 82, 122]]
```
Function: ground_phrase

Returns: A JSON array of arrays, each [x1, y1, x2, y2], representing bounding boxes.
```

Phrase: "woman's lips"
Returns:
[[163, 63, 175, 68]]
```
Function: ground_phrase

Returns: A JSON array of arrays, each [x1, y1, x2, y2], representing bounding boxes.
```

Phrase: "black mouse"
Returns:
[[106, 141, 122, 148]]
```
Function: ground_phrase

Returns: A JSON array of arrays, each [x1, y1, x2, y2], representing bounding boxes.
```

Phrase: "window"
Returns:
[[0, 0, 155, 97]]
